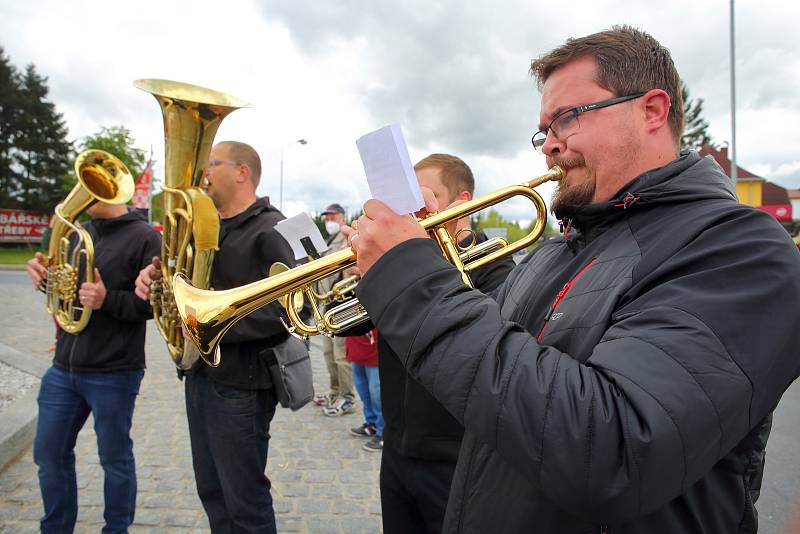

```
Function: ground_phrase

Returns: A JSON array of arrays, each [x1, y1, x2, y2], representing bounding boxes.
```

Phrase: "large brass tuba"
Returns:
[[134, 79, 247, 368], [47, 150, 134, 333], [173, 166, 565, 360]]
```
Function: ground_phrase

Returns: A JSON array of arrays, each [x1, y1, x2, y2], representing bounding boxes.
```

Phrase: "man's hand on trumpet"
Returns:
[[345, 187, 443, 274]]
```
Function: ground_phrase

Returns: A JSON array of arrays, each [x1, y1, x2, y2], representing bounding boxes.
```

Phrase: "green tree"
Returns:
[[13, 64, 72, 211], [473, 208, 557, 252], [681, 82, 713, 151], [0, 47, 21, 208]]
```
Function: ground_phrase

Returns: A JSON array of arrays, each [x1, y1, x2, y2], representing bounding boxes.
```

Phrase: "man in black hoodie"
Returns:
[[347, 26, 800, 534], [377, 154, 514, 534], [26, 200, 160, 533], [135, 141, 296, 533]]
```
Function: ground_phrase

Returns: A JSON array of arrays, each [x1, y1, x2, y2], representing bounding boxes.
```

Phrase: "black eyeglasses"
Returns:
[[531, 92, 646, 153]]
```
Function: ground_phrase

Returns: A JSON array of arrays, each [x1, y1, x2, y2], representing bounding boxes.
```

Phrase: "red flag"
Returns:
[[131, 160, 153, 210]]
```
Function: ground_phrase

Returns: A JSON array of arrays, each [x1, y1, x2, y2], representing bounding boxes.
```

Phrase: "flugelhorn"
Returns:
[[134, 79, 247, 368], [173, 166, 564, 360], [47, 150, 135, 333]]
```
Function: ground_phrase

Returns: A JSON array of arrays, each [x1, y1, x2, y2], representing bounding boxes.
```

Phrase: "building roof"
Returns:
[[698, 145, 762, 181], [762, 181, 791, 205]]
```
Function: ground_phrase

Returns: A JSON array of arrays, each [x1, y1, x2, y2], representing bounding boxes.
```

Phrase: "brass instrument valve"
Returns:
[[49, 264, 78, 302]]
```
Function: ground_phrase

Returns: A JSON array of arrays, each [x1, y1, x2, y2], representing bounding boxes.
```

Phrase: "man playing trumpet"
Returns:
[[347, 26, 800, 534]]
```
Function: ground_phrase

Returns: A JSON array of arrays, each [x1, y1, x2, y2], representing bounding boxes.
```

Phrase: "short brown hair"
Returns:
[[414, 153, 475, 200], [218, 141, 262, 187], [529, 25, 684, 146]]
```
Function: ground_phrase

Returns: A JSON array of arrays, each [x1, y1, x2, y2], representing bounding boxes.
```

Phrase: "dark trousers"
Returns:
[[34, 365, 143, 534], [380, 444, 457, 534], [185, 371, 278, 534]]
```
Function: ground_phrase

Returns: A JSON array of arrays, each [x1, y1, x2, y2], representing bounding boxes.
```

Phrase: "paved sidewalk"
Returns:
[[0, 271, 382, 533]]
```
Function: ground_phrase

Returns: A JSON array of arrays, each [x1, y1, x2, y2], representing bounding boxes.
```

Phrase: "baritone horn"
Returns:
[[47, 150, 135, 333], [173, 166, 564, 360], [134, 79, 247, 368]]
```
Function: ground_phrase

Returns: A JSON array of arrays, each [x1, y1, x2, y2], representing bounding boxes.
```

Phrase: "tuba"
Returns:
[[47, 150, 134, 333], [134, 79, 247, 369], [173, 166, 565, 360]]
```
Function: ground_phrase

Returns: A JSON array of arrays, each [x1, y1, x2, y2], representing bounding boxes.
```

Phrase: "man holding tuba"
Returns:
[[346, 26, 800, 533], [26, 197, 160, 533], [135, 141, 296, 533]]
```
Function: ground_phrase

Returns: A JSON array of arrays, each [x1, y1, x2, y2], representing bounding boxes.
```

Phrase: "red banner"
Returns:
[[131, 160, 153, 210], [0, 209, 51, 243], [759, 204, 792, 222]]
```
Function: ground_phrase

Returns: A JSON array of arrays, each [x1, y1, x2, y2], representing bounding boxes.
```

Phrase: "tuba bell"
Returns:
[[47, 150, 134, 333], [134, 79, 248, 369]]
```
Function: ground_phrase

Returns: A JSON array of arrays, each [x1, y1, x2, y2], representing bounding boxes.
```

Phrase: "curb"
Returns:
[[0, 342, 48, 473], [0, 264, 26, 271]]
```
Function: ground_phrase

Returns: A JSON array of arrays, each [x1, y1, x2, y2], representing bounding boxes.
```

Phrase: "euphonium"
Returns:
[[134, 79, 248, 368], [47, 150, 134, 333], [174, 166, 565, 360]]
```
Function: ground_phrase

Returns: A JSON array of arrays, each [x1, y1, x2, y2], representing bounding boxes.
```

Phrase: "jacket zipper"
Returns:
[[536, 258, 597, 342]]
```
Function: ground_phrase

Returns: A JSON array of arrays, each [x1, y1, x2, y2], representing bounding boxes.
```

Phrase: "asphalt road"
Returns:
[[0, 269, 798, 533]]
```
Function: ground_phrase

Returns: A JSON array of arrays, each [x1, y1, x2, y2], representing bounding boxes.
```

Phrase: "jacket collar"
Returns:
[[553, 151, 734, 244]]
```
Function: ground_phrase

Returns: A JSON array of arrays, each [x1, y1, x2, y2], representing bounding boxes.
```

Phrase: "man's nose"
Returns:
[[542, 130, 565, 157]]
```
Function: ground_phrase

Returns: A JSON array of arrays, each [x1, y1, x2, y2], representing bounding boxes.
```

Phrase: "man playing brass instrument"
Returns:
[[367, 154, 516, 533], [26, 200, 160, 533], [135, 141, 296, 533], [347, 26, 800, 533]]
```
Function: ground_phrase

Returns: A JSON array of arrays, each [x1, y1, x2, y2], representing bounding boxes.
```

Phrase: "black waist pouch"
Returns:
[[262, 335, 314, 411]]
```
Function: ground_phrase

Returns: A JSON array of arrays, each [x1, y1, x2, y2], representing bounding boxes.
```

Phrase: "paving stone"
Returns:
[[297, 498, 331, 514], [305, 515, 343, 534], [163, 509, 203, 528], [341, 515, 383, 533], [304, 470, 336, 483], [275, 515, 303, 532]]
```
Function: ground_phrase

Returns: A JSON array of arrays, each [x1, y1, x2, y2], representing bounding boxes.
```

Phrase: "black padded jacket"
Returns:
[[357, 152, 800, 534]]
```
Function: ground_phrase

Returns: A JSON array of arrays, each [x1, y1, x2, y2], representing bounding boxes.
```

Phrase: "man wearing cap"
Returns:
[[314, 202, 358, 416]]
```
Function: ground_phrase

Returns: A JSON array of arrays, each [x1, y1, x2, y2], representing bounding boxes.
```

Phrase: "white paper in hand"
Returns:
[[275, 212, 329, 260], [356, 123, 424, 215]]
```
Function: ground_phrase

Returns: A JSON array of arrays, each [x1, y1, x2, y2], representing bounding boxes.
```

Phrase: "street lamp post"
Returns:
[[279, 139, 308, 212]]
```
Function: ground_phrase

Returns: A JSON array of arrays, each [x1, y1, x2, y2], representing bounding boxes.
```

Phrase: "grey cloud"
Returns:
[[260, 1, 544, 158]]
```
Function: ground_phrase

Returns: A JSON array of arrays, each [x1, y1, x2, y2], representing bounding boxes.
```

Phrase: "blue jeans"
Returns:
[[34, 365, 144, 534], [185, 371, 278, 534], [352, 363, 383, 437]]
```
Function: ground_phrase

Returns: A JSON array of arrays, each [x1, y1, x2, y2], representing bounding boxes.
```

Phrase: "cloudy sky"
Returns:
[[2, 0, 798, 223]]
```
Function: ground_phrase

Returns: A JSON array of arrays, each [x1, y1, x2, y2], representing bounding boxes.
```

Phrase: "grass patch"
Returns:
[[0, 244, 44, 265]]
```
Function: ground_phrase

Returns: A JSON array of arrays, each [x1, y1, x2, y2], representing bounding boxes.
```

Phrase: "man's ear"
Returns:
[[642, 89, 670, 134], [238, 163, 251, 184]]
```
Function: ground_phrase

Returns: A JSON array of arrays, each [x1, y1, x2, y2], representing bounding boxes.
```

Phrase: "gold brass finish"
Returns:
[[134, 78, 248, 368], [47, 150, 135, 333], [174, 166, 564, 359]]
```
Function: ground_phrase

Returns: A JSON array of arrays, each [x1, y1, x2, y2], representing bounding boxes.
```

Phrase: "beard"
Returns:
[[550, 155, 596, 213]]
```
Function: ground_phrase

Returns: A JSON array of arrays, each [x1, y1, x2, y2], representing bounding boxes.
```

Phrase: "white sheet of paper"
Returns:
[[275, 212, 329, 260], [356, 123, 424, 215]]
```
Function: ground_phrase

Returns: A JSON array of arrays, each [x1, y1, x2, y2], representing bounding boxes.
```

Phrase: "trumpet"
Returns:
[[174, 166, 564, 360]]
